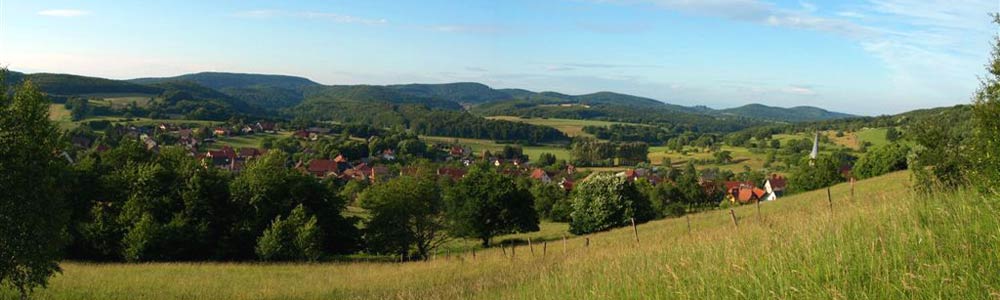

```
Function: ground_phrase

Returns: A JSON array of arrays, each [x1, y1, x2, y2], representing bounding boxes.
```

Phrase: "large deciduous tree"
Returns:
[[444, 165, 538, 247], [360, 175, 448, 260], [0, 74, 71, 300]]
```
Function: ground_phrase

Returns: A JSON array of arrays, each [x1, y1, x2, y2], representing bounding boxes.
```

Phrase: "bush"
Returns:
[[853, 143, 910, 179], [569, 174, 654, 235], [255, 205, 323, 262]]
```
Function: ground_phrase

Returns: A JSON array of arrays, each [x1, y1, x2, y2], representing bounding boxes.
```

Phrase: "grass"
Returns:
[[48, 104, 74, 130], [9, 171, 999, 299], [420, 135, 572, 161], [486, 116, 640, 137], [208, 132, 292, 150]]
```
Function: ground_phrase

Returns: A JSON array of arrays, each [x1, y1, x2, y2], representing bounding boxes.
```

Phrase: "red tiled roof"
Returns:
[[307, 159, 338, 175], [530, 168, 549, 180], [437, 167, 467, 181], [767, 175, 787, 189]]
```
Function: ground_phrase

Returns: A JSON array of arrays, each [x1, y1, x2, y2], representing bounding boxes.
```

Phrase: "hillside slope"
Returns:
[[14, 171, 998, 299]]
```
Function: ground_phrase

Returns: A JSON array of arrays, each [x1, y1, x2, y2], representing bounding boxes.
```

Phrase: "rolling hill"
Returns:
[[720, 103, 855, 122]]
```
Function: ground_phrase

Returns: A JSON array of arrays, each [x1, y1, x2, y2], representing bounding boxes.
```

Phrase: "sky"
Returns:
[[1, 0, 997, 115]]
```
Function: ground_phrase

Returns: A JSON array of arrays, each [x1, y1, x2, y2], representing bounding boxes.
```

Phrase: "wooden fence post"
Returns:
[[686, 213, 691, 235], [729, 208, 739, 228], [510, 241, 516, 260], [827, 186, 833, 213], [528, 237, 534, 255], [501, 243, 507, 258], [851, 178, 855, 199], [755, 199, 761, 222], [631, 217, 640, 246], [472, 247, 476, 260], [585, 237, 590, 249], [563, 235, 568, 254], [543, 241, 547, 257]]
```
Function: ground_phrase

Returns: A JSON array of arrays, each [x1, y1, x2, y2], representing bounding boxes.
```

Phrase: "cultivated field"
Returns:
[[8, 171, 996, 299]]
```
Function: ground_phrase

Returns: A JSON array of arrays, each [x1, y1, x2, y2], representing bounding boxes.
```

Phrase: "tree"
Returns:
[[535, 152, 557, 167], [968, 14, 1000, 192], [360, 176, 448, 260], [0, 75, 71, 300], [444, 164, 539, 247], [853, 143, 910, 179], [231, 150, 359, 258], [885, 127, 900, 142], [713, 150, 733, 164], [255, 205, 323, 261], [569, 174, 654, 235], [788, 155, 845, 193], [531, 182, 568, 220]]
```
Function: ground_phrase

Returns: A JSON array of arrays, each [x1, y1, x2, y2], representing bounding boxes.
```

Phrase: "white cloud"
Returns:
[[233, 10, 387, 25], [38, 9, 90, 17]]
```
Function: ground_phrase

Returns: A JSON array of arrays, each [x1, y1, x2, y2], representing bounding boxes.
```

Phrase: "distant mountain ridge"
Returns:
[[7, 70, 856, 123], [719, 103, 855, 122]]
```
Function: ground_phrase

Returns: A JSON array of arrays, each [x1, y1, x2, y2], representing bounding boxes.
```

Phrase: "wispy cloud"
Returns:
[[591, 0, 997, 108], [430, 24, 507, 34], [38, 9, 90, 17], [233, 10, 387, 25]]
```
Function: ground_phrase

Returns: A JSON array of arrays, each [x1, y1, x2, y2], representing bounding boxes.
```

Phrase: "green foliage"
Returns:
[[531, 182, 569, 221], [534, 152, 557, 167], [853, 143, 910, 179], [569, 174, 654, 235], [968, 15, 1000, 193], [885, 127, 900, 142], [0, 76, 71, 299], [788, 155, 846, 193], [444, 165, 539, 247], [571, 137, 648, 166], [255, 205, 323, 262], [360, 176, 447, 260]]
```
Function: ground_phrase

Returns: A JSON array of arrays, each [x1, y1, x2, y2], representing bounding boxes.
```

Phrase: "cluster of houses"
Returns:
[[720, 174, 787, 204]]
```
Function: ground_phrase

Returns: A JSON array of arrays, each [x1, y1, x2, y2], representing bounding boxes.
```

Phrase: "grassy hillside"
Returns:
[[10, 171, 998, 299]]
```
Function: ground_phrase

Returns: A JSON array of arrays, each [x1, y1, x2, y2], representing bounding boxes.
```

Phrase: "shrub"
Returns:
[[569, 174, 654, 235]]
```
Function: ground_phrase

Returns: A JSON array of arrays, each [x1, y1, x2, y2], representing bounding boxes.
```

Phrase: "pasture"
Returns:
[[486, 116, 640, 137], [8, 171, 998, 299]]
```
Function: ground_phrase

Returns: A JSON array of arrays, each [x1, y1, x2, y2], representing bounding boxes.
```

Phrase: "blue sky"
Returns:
[[1, 0, 997, 115]]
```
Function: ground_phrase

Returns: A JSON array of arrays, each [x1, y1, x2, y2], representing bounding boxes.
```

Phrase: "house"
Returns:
[[380, 149, 396, 161], [240, 125, 255, 135], [293, 130, 310, 140], [71, 136, 92, 149], [530, 168, 552, 183], [239, 147, 264, 159], [307, 159, 339, 178], [566, 164, 576, 175], [731, 187, 767, 204], [558, 177, 575, 191], [763, 174, 787, 201], [449, 146, 467, 157], [437, 167, 467, 181], [255, 122, 276, 133], [139, 134, 158, 151], [157, 123, 178, 132], [839, 164, 854, 180], [206, 146, 237, 167], [213, 127, 231, 137]]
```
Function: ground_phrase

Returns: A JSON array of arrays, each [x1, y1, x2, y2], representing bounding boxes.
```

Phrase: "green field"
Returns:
[[8, 171, 998, 299], [486, 116, 641, 137], [420, 135, 572, 161], [208, 132, 292, 150]]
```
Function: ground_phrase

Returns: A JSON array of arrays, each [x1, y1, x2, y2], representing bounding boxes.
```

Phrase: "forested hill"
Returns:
[[719, 104, 856, 122]]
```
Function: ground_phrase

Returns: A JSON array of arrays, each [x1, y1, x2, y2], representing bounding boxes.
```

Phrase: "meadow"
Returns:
[[485, 116, 641, 137], [7, 171, 997, 299]]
